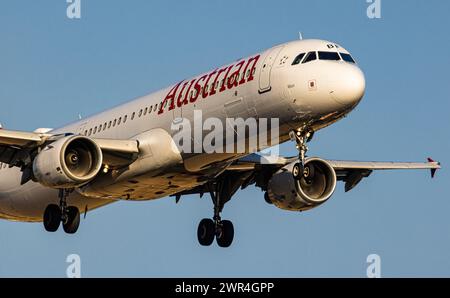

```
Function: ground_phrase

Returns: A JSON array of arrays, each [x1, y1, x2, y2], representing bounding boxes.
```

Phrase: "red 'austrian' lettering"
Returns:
[[158, 54, 261, 115], [202, 69, 218, 99], [239, 55, 260, 84], [179, 79, 196, 107], [190, 75, 207, 103], [209, 66, 230, 96], [158, 80, 184, 114], [227, 60, 245, 89]]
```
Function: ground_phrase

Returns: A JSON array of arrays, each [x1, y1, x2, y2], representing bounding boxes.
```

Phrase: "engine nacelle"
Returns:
[[267, 158, 337, 211], [33, 135, 103, 188]]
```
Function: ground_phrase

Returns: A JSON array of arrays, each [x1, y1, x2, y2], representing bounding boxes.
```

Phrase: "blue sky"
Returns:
[[0, 0, 449, 277]]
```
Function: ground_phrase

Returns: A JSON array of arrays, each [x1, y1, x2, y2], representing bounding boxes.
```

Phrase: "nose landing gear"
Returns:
[[290, 128, 314, 181], [43, 189, 80, 234]]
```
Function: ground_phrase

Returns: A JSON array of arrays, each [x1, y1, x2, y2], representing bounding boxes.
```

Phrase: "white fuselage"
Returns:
[[0, 39, 365, 221]]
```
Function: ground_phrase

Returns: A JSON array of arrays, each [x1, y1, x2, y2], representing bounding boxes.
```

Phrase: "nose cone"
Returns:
[[330, 64, 365, 106]]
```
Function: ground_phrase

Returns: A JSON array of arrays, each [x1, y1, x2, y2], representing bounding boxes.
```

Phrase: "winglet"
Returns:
[[427, 157, 439, 178]]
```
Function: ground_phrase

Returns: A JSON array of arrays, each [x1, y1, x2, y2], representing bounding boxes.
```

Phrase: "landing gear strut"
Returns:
[[197, 182, 234, 248], [43, 189, 80, 234], [290, 128, 314, 181]]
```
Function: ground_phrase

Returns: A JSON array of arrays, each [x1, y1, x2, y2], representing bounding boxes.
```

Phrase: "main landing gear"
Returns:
[[197, 182, 234, 248], [290, 128, 315, 182], [43, 189, 80, 234]]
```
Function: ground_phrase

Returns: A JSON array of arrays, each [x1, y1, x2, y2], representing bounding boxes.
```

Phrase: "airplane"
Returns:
[[0, 39, 440, 247]]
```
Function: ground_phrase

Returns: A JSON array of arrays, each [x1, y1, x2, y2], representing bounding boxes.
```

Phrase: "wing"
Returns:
[[225, 153, 441, 192], [0, 129, 49, 147], [325, 158, 440, 192], [0, 128, 139, 169]]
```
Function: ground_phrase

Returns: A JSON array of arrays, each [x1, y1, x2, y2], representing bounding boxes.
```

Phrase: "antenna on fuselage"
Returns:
[[298, 32, 303, 40]]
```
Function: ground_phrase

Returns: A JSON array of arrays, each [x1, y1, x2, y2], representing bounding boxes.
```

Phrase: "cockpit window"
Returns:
[[318, 51, 341, 61], [291, 53, 305, 65], [302, 51, 317, 64], [339, 52, 355, 63]]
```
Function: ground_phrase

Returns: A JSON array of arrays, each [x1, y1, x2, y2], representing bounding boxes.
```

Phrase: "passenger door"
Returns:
[[258, 46, 284, 93]]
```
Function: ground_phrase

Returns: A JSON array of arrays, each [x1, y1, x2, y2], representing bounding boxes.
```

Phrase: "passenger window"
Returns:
[[139, 109, 142, 117], [93, 127, 97, 134], [131, 112, 135, 120], [149, 106, 153, 114], [113, 119, 117, 127], [104, 123, 107, 131], [108, 121, 112, 129], [89, 128, 92, 136], [144, 107, 148, 115], [340, 52, 356, 63], [302, 52, 317, 63], [292, 53, 305, 65], [318, 51, 341, 61], [98, 124, 102, 131], [118, 117, 122, 125], [124, 115, 127, 123], [153, 105, 157, 112]]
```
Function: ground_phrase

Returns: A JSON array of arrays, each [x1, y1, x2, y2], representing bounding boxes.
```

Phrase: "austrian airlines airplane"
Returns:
[[0, 39, 440, 247]]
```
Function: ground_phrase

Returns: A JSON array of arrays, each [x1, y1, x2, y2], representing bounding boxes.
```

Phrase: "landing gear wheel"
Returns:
[[43, 204, 61, 232], [216, 220, 234, 248], [63, 206, 80, 234], [303, 164, 315, 183], [292, 163, 303, 180], [197, 218, 215, 246]]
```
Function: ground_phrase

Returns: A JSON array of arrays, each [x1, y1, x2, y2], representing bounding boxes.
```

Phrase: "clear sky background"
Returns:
[[0, 0, 449, 277]]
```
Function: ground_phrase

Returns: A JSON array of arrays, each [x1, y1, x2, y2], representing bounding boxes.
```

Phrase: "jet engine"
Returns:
[[33, 135, 103, 188], [266, 158, 337, 211]]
